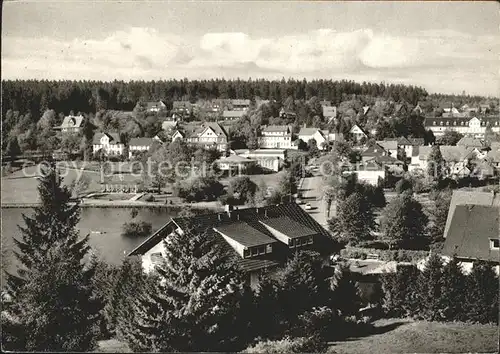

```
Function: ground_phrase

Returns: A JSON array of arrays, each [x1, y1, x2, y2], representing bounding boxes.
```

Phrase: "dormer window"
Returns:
[[490, 238, 499, 250]]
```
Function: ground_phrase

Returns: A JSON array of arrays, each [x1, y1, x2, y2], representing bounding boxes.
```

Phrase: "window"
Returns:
[[308, 236, 313, 244], [251, 247, 259, 256], [150, 252, 163, 265], [266, 244, 273, 253], [440, 121, 444, 126], [258, 246, 266, 255], [243, 249, 250, 258], [446, 121, 450, 126], [433, 121, 436, 126], [490, 239, 499, 250]]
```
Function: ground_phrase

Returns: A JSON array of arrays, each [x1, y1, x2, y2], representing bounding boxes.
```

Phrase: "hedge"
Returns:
[[340, 247, 429, 263]]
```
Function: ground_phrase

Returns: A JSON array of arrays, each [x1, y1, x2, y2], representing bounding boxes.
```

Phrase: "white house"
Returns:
[[353, 160, 385, 186], [215, 154, 257, 173], [349, 124, 367, 142], [322, 106, 337, 122], [173, 122, 228, 152], [128, 137, 154, 159], [232, 148, 285, 172], [298, 128, 330, 150], [145, 100, 167, 113], [92, 133, 125, 156], [259, 125, 294, 149], [58, 115, 84, 133]]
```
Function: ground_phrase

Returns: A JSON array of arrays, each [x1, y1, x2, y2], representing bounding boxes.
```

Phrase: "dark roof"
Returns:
[[128, 203, 334, 272], [92, 132, 122, 144], [215, 222, 278, 247], [407, 138, 425, 146], [260, 217, 317, 239], [362, 144, 387, 157], [129, 137, 153, 147], [443, 190, 500, 239], [442, 205, 499, 262]]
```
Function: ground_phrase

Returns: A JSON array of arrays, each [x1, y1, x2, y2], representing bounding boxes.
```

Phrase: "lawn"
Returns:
[[328, 318, 498, 354]]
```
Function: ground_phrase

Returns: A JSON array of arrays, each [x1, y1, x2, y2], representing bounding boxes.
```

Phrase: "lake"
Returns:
[[1, 207, 178, 278]]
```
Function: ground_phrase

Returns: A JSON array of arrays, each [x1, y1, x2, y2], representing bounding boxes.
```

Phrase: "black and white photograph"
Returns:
[[1, 0, 499, 352]]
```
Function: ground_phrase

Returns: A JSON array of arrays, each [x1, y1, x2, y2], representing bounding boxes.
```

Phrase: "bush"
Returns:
[[244, 336, 326, 353], [121, 221, 152, 238], [143, 194, 154, 202], [340, 247, 428, 262], [295, 307, 335, 340]]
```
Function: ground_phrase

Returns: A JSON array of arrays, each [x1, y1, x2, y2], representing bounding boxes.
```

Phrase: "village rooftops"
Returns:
[[457, 137, 485, 149], [222, 110, 247, 119], [418, 146, 476, 162], [442, 205, 499, 262], [299, 127, 326, 136]]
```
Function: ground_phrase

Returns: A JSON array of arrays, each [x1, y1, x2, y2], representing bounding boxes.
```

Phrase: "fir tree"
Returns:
[[427, 145, 444, 182], [440, 257, 467, 321], [2, 164, 99, 351], [6, 163, 85, 296], [329, 263, 362, 317], [380, 264, 420, 318], [416, 253, 444, 321], [464, 261, 499, 324], [122, 230, 253, 352]]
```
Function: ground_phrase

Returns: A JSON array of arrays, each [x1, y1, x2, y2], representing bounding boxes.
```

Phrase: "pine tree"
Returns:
[[7, 163, 85, 296], [122, 230, 253, 352], [2, 164, 100, 351], [440, 257, 467, 321], [104, 257, 146, 338], [329, 263, 362, 317], [464, 261, 499, 324], [427, 145, 444, 182], [416, 253, 444, 321]]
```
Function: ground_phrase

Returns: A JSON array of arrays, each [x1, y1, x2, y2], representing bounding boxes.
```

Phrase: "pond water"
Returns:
[[1, 207, 178, 278]]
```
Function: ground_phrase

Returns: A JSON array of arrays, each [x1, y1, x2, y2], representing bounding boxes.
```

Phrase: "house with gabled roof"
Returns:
[[376, 140, 398, 157], [92, 132, 125, 156], [361, 143, 388, 162], [298, 127, 332, 150], [230, 99, 251, 111], [456, 137, 485, 149], [441, 203, 499, 274], [222, 110, 246, 120], [128, 203, 335, 289], [173, 122, 228, 152], [424, 116, 500, 138], [259, 125, 294, 149], [128, 137, 156, 159], [144, 100, 167, 113], [322, 106, 337, 122], [58, 114, 84, 133], [349, 124, 367, 142]]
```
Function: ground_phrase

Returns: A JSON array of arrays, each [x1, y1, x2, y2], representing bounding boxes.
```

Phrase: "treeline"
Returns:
[[1, 79, 429, 120], [381, 255, 498, 323]]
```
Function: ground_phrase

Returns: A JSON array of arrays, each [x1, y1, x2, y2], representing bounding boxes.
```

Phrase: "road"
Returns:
[[299, 174, 330, 228]]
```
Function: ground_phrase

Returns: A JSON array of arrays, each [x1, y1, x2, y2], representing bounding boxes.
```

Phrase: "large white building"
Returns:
[[92, 133, 125, 156], [172, 122, 228, 152], [425, 116, 500, 138], [259, 125, 294, 149]]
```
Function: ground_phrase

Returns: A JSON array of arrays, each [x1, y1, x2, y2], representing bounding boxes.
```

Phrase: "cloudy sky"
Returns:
[[2, 1, 499, 96]]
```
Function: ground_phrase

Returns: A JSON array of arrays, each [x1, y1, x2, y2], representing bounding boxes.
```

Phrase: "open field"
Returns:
[[328, 318, 498, 354]]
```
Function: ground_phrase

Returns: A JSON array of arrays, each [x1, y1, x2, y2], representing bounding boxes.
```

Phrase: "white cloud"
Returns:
[[2, 27, 498, 95]]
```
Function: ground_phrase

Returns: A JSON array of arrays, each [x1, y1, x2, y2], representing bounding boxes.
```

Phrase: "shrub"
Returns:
[[121, 221, 152, 238], [340, 247, 428, 263], [296, 306, 335, 340], [143, 194, 154, 202], [244, 336, 326, 353]]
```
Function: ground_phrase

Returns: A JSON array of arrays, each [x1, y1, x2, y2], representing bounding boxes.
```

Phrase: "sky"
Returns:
[[2, 0, 499, 96]]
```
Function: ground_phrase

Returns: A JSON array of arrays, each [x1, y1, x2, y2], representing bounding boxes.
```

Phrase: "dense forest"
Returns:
[[1, 79, 429, 120]]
